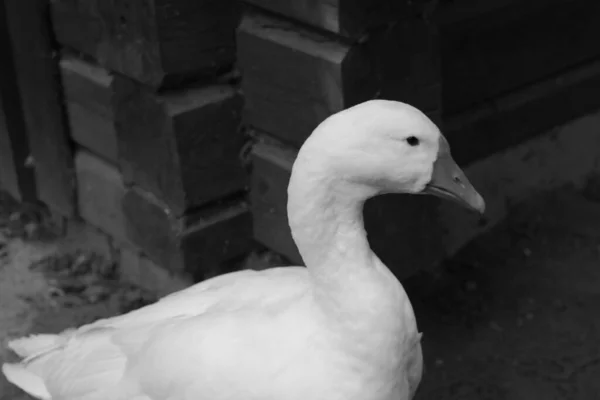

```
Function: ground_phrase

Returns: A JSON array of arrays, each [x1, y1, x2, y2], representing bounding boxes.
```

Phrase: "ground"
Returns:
[[1, 182, 600, 399], [0, 193, 156, 400]]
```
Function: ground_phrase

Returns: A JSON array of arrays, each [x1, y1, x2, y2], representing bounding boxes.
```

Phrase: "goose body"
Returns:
[[3, 100, 484, 400]]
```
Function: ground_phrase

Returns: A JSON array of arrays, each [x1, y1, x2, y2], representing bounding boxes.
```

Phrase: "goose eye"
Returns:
[[406, 136, 420, 147]]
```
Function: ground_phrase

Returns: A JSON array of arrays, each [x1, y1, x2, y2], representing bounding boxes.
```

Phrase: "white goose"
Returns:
[[3, 100, 484, 400]]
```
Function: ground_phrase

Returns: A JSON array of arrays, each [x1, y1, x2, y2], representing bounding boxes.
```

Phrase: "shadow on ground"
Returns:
[[408, 183, 600, 400]]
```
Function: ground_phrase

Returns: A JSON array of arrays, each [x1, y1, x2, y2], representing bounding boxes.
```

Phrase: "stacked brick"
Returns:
[[52, 0, 252, 285], [3, 0, 599, 284]]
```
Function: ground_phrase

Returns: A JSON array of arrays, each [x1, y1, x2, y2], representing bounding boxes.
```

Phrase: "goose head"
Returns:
[[294, 100, 485, 214]]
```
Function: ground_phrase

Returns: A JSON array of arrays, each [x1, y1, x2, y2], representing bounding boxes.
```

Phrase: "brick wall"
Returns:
[[52, 0, 253, 285]]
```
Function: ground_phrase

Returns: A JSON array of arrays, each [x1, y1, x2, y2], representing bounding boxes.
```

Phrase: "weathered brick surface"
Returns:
[[122, 185, 252, 280], [250, 139, 302, 264], [114, 78, 247, 216], [51, 0, 241, 88], [60, 55, 118, 163], [74, 149, 129, 244]]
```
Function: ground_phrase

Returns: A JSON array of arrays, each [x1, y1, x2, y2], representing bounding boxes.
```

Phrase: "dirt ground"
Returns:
[[2, 183, 600, 399], [0, 193, 155, 400]]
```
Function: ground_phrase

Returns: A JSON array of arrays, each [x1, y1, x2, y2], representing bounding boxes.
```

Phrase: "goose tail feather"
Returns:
[[6, 334, 62, 358], [2, 334, 65, 399], [2, 362, 52, 400]]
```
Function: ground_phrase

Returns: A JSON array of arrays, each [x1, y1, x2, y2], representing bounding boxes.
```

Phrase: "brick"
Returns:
[[74, 149, 129, 244], [237, 12, 374, 147], [237, 11, 439, 147], [50, 0, 241, 89], [65, 103, 118, 163], [250, 139, 301, 264], [122, 186, 252, 280], [60, 55, 118, 163], [119, 245, 191, 297], [114, 78, 246, 216], [245, 0, 432, 38], [60, 54, 114, 117]]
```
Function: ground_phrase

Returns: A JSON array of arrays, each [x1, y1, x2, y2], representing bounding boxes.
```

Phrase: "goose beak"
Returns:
[[423, 150, 486, 214]]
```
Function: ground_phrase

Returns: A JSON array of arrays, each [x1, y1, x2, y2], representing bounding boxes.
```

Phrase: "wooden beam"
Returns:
[[0, 98, 37, 203], [50, 0, 241, 89], [0, 3, 36, 202], [2, 0, 75, 215]]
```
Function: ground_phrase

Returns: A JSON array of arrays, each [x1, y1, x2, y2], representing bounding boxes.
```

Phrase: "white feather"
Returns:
[[6, 334, 64, 358], [2, 363, 52, 399]]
